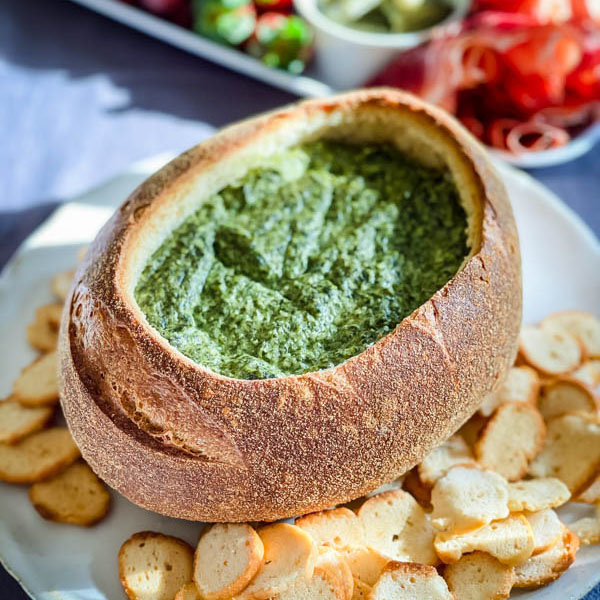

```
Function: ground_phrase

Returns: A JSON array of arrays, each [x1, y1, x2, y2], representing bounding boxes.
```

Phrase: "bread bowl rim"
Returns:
[[115, 90, 486, 383]]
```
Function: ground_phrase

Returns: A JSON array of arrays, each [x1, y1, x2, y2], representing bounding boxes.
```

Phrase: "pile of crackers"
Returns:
[[1, 259, 599, 600], [119, 312, 600, 600], [0, 260, 111, 526]]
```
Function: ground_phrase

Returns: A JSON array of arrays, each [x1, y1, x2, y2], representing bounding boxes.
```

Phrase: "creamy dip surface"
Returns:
[[135, 141, 469, 379]]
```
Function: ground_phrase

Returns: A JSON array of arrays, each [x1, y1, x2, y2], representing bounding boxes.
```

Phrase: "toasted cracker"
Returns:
[[431, 466, 509, 534], [402, 467, 431, 508], [570, 516, 600, 545], [26, 303, 63, 352], [369, 562, 454, 600], [0, 399, 54, 444], [539, 378, 599, 420], [0, 427, 80, 483], [358, 489, 437, 565], [274, 565, 345, 600], [119, 531, 194, 600], [518, 326, 582, 376], [479, 366, 540, 417], [193, 523, 264, 600], [342, 546, 388, 587], [541, 311, 600, 359], [418, 435, 477, 488], [571, 360, 600, 388], [351, 578, 371, 600], [316, 547, 353, 600], [434, 514, 534, 566], [12, 351, 59, 407], [457, 413, 488, 448], [507, 478, 571, 512], [513, 526, 578, 588], [529, 412, 600, 494], [525, 509, 563, 555], [475, 402, 546, 481], [443, 551, 515, 600], [29, 460, 110, 526], [51, 269, 75, 302], [296, 507, 364, 550], [174, 583, 200, 600], [237, 524, 317, 600], [577, 473, 600, 504]]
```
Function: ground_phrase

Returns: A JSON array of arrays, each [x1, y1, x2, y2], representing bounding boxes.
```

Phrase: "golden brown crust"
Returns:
[[59, 89, 522, 522]]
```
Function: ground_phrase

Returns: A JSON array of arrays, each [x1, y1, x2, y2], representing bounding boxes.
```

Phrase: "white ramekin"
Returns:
[[294, 0, 471, 90]]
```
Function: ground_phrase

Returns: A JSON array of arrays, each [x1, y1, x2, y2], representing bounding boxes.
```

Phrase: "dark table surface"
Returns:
[[1, 0, 599, 598]]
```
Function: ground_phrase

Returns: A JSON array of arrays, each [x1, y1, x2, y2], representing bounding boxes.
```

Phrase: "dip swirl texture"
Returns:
[[135, 141, 468, 379]]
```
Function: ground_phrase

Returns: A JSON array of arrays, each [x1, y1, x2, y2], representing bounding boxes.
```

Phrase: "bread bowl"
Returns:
[[59, 88, 521, 522]]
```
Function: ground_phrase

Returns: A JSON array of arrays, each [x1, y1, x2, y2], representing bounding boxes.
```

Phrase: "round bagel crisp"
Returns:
[[13, 351, 59, 407], [518, 326, 582, 376], [119, 532, 194, 600], [430, 466, 509, 534], [514, 526, 579, 589], [28, 460, 110, 526], [295, 507, 365, 549], [541, 311, 600, 359], [538, 378, 599, 420], [316, 547, 353, 600], [0, 399, 54, 444], [236, 523, 317, 600], [174, 583, 200, 600], [525, 509, 563, 555], [443, 551, 515, 600], [369, 562, 454, 600], [26, 304, 63, 353], [358, 489, 438, 565], [0, 427, 80, 484], [193, 523, 264, 600]]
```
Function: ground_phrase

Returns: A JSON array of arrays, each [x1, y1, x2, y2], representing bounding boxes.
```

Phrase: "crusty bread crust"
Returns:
[[59, 89, 522, 522]]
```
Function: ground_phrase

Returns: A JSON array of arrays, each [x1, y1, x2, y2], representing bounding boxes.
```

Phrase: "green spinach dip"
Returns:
[[135, 141, 469, 379]]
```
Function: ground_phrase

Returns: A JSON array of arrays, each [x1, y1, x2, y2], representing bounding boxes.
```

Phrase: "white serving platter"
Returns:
[[0, 153, 599, 600], [67, 0, 600, 167]]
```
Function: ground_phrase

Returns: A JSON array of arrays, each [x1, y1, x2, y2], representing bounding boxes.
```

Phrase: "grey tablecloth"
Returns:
[[0, 0, 599, 598]]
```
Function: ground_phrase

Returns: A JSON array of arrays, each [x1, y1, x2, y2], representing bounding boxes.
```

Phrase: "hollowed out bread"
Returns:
[[28, 460, 110, 526], [59, 89, 521, 522], [118, 532, 194, 600], [193, 523, 264, 600], [368, 562, 454, 600], [443, 552, 515, 600], [0, 427, 80, 484]]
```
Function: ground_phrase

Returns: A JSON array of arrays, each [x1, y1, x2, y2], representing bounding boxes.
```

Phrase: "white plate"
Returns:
[[0, 154, 599, 600]]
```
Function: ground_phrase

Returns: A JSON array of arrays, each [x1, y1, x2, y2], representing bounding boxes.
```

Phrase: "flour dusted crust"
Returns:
[[59, 89, 522, 522]]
